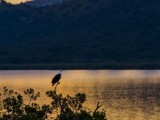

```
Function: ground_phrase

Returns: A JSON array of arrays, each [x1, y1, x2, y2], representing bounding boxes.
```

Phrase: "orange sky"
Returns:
[[6, 0, 31, 4]]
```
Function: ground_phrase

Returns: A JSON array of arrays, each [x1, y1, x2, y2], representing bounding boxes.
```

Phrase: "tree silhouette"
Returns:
[[0, 86, 107, 120]]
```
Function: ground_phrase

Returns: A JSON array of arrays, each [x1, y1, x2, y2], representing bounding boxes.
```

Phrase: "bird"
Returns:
[[51, 70, 62, 86]]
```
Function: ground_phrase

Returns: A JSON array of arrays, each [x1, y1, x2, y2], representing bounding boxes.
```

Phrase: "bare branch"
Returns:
[[54, 82, 60, 92], [93, 102, 103, 116]]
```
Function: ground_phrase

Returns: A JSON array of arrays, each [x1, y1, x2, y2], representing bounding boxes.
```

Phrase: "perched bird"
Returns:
[[51, 70, 62, 86]]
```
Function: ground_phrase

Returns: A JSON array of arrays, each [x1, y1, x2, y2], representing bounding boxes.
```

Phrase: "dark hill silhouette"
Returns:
[[26, 0, 63, 7], [0, 0, 160, 69]]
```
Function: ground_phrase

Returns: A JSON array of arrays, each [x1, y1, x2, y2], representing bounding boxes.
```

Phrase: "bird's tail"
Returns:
[[52, 83, 55, 86]]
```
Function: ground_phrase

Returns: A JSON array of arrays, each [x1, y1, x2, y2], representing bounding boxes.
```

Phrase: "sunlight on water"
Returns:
[[0, 70, 160, 120]]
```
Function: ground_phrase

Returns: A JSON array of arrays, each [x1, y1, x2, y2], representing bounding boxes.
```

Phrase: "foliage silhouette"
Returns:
[[0, 86, 107, 120]]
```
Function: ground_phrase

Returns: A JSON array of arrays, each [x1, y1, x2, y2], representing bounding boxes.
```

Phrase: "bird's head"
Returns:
[[58, 70, 63, 74]]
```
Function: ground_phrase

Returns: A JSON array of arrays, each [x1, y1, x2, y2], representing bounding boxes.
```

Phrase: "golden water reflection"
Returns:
[[0, 70, 160, 120]]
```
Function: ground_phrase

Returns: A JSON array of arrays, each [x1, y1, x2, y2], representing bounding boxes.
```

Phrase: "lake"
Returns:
[[0, 70, 160, 120]]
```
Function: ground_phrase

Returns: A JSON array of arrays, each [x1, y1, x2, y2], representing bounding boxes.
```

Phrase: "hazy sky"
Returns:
[[6, 0, 31, 4]]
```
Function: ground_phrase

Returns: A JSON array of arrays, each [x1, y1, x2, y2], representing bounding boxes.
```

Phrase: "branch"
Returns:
[[54, 82, 60, 92], [93, 102, 103, 116]]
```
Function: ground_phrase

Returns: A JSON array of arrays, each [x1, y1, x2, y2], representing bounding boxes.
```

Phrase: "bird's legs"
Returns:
[[54, 82, 60, 91]]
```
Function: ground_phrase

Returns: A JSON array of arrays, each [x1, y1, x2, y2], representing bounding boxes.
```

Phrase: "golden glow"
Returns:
[[6, 0, 32, 4], [0, 70, 160, 120]]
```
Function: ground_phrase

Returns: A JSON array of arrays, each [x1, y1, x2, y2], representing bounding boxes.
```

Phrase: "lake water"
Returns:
[[0, 70, 160, 120]]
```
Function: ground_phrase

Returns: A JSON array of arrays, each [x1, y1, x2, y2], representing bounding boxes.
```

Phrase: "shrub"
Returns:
[[0, 85, 107, 120]]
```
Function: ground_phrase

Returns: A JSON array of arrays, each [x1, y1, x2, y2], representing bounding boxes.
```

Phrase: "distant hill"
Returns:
[[0, 0, 160, 69], [26, 0, 63, 7]]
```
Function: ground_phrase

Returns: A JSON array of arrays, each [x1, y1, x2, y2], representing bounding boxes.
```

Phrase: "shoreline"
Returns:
[[1, 63, 160, 70]]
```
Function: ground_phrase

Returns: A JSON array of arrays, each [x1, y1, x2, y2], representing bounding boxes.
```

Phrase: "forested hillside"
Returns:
[[0, 0, 160, 69], [26, 0, 63, 7]]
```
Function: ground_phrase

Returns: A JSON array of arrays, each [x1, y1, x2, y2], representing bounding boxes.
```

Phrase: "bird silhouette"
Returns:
[[51, 70, 62, 87]]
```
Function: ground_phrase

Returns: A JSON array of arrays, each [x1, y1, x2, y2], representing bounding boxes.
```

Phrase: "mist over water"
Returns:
[[0, 70, 160, 120]]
